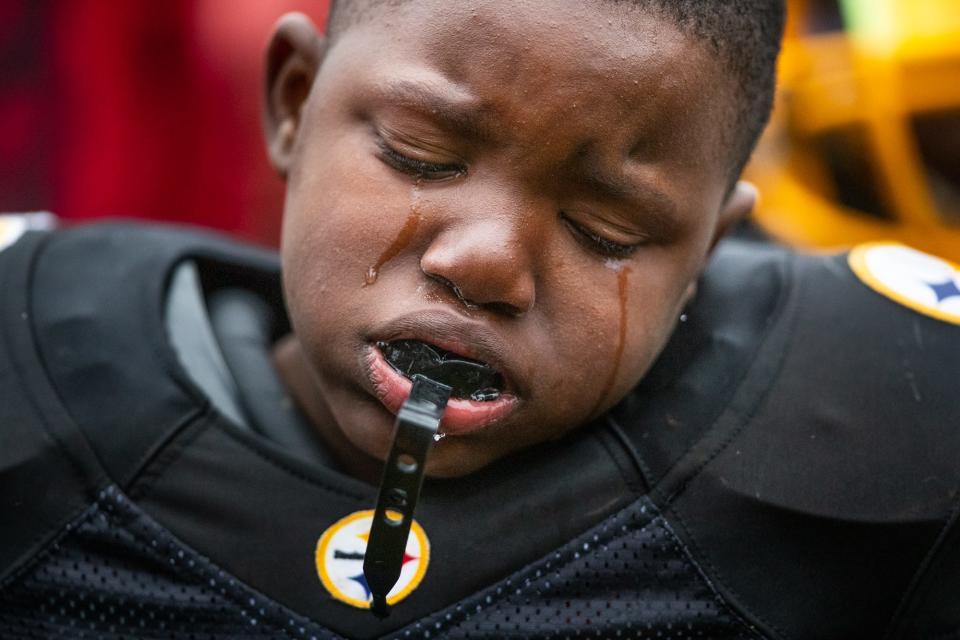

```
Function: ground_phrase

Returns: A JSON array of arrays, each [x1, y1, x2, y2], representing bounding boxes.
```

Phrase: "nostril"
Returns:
[[425, 272, 478, 309], [483, 301, 524, 317], [425, 272, 526, 316], [420, 236, 536, 315]]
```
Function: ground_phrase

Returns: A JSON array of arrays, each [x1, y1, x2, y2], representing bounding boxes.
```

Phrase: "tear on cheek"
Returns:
[[364, 208, 421, 286], [588, 267, 631, 416], [604, 257, 630, 273]]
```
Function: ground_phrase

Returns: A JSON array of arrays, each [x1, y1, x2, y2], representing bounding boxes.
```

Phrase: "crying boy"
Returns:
[[2, 2, 959, 639]]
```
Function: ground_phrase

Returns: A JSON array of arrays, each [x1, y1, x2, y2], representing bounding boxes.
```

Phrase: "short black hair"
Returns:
[[326, 0, 785, 185]]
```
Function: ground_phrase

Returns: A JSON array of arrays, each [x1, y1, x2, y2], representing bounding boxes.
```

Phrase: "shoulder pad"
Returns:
[[849, 242, 960, 326]]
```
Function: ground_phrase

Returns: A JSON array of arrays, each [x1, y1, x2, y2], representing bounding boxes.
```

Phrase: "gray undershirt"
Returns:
[[164, 261, 249, 427]]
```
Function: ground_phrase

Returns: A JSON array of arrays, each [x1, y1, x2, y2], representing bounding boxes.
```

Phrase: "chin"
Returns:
[[422, 441, 494, 479]]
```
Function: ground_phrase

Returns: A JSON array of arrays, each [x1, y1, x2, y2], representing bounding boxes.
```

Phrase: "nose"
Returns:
[[420, 215, 537, 316]]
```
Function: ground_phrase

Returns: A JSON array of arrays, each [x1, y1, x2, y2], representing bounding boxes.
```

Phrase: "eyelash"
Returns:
[[376, 139, 639, 258], [377, 141, 465, 180], [561, 213, 641, 259]]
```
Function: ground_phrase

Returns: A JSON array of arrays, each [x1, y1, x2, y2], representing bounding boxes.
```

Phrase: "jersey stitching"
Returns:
[[0, 501, 101, 592], [387, 499, 663, 637], [0, 233, 112, 586], [7, 232, 106, 486], [217, 421, 371, 502], [122, 240, 370, 503], [3, 487, 338, 640], [595, 420, 648, 495], [604, 413, 655, 491], [97, 489, 309, 640], [0, 503, 97, 591], [657, 514, 768, 639], [663, 289, 798, 505], [129, 404, 370, 504], [665, 504, 788, 640], [387, 496, 764, 639], [884, 490, 960, 638], [652, 251, 799, 507], [654, 253, 809, 640], [126, 409, 217, 501], [124, 406, 207, 496]]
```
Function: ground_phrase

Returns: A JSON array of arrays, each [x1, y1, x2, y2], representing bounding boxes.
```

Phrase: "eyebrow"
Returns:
[[579, 166, 681, 236], [372, 79, 494, 143], [372, 78, 681, 234]]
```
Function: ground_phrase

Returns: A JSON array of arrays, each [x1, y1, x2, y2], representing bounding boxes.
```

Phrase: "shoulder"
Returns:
[[796, 241, 960, 334], [796, 242, 960, 638], [2, 219, 280, 324], [1, 216, 275, 284], [658, 240, 960, 638], [719, 241, 960, 524], [786, 242, 959, 424], [0, 219, 278, 583], [24, 218, 276, 269]]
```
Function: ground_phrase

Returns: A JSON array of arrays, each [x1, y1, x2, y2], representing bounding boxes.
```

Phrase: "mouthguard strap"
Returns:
[[364, 375, 451, 618]]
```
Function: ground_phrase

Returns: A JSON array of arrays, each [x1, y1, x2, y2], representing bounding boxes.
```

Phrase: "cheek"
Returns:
[[543, 252, 692, 417], [280, 206, 362, 340], [281, 141, 416, 305], [615, 253, 699, 384]]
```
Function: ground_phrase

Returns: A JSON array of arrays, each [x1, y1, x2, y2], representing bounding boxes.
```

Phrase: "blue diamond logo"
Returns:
[[926, 279, 960, 303]]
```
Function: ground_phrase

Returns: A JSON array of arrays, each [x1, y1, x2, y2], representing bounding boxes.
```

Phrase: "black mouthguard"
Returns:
[[364, 375, 451, 619], [378, 340, 503, 401]]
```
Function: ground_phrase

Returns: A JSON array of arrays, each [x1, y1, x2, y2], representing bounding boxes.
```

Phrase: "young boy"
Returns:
[[1, 1, 958, 638]]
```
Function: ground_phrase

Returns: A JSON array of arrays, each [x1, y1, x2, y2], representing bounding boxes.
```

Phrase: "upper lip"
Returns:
[[367, 311, 522, 396]]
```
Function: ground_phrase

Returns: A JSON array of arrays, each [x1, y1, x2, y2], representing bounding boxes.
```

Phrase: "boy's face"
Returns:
[[268, 1, 753, 477]]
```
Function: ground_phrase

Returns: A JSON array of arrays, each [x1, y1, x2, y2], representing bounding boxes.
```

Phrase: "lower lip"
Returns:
[[365, 346, 518, 435]]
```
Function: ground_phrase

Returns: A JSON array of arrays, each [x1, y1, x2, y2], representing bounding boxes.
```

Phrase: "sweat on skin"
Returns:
[[264, 1, 757, 481]]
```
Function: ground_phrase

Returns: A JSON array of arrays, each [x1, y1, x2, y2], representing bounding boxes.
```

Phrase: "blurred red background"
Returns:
[[0, 1, 330, 246]]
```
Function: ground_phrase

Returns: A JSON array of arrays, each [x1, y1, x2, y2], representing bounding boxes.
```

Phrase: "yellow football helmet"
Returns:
[[747, 0, 960, 260]]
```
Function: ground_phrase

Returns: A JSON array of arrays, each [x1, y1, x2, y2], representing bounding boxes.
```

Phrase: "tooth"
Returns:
[[470, 387, 501, 402]]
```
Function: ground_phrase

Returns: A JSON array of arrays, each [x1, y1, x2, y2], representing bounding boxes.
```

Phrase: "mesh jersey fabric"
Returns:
[[2, 223, 959, 638], [0, 486, 336, 640], [0, 486, 760, 640], [391, 496, 760, 639]]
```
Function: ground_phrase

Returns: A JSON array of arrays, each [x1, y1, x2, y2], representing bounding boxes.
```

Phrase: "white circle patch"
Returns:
[[315, 510, 429, 609], [849, 243, 960, 325], [0, 216, 27, 252], [0, 212, 57, 252]]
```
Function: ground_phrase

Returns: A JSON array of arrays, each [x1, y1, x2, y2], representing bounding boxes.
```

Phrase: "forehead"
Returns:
[[323, 0, 735, 184], [412, 2, 705, 93]]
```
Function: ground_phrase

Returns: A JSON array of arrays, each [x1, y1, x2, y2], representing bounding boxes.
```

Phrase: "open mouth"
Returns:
[[376, 339, 505, 401]]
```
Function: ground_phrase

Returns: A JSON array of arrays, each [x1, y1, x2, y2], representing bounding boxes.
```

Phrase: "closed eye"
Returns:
[[560, 212, 643, 259], [377, 140, 466, 181]]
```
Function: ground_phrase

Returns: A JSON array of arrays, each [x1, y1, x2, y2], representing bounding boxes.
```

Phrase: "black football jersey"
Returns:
[[1, 222, 957, 639]]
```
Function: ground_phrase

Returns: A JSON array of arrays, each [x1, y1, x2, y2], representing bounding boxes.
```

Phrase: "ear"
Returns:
[[263, 13, 325, 177], [710, 180, 757, 252]]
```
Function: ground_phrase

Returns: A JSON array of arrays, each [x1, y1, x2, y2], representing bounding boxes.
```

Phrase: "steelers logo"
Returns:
[[315, 510, 429, 609], [849, 242, 960, 325]]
